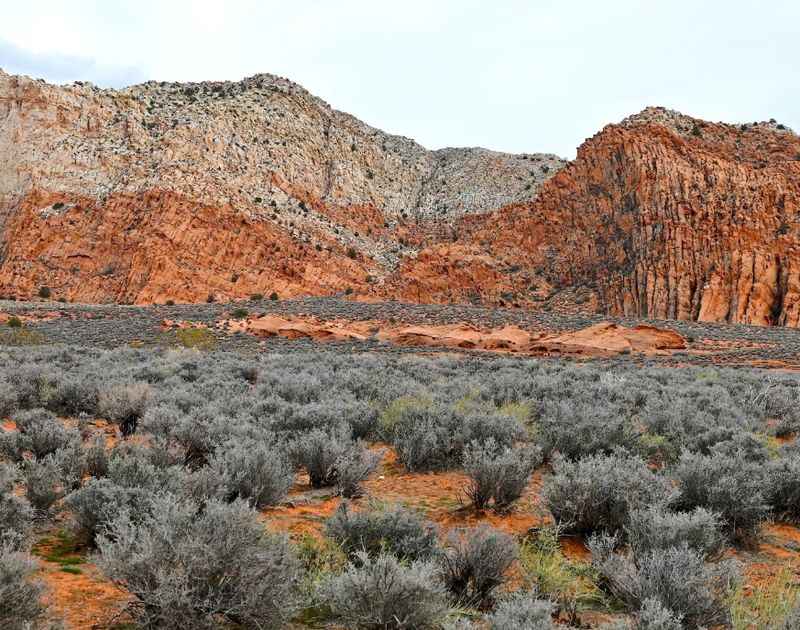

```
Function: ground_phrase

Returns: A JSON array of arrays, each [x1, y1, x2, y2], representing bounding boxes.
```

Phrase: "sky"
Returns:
[[1, 0, 797, 158]]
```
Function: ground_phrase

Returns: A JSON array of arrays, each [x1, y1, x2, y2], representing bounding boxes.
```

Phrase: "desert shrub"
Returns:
[[10, 408, 80, 460], [387, 404, 524, 472], [64, 478, 153, 543], [463, 439, 541, 510], [174, 327, 217, 350], [440, 525, 518, 609], [6, 316, 22, 328], [206, 438, 294, 508], [84, 435, 109, 478], [589, 537, 738, 629], [53, 441, 87, 490], [98, 382, 152, 436], [21, 455, 64, 514], [335, 446, 383, 498], [766, 454, 800, 522], [0, 380, 17, 417], [96, 496, 299, 628], [626, 506, 726, 560], [272, 399, 378, 439], [325, 502, 439, 563], [635, 597, 683, 630], [544, 451, 672, 535], [777, 601, 800, 630], [518, 526, 604, 616], [49, 377, 99, 416], [706, 429, 771, 462], [487, 592, 556, 630], [0, 464, 33, 548], [290, 423, 369, 489], [38, 286, 51, 299], [320, 551, 449, 630], [670, 451, 769, 539], [0, 543, 47, 630], [5, 366, 57, 409], [536, 399, 639, 459]]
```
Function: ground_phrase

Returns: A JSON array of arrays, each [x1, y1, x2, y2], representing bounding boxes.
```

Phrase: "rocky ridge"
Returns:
[[0, 69, 564, 293], [384, 106, 800, 326], [3, 69, 800, 327]]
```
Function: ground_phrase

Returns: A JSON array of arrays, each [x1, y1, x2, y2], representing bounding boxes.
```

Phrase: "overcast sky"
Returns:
[[1, 0, 797, 158]]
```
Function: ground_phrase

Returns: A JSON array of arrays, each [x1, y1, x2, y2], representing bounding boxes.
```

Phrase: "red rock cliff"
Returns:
[[383, 108, 800, 326]]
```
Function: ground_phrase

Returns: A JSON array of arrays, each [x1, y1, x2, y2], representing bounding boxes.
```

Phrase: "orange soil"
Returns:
[[34, 536, 131, 630], [264, 449, 549, 541]]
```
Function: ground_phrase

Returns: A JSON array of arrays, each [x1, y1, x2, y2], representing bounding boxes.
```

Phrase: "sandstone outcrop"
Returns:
[[3, 67, 800, 328], [221, 313, 686, 357], [0, 69, 563, 303], [384, 107, 800, 326]]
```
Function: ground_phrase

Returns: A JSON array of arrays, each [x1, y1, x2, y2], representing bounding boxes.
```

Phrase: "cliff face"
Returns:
[[2, 68, 800, 327], [384, 108, 800, 326], [0, 69, 564, 302]]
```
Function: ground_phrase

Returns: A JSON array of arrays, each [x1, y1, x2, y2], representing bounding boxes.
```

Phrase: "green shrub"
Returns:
[[174, 327, 217, 351]]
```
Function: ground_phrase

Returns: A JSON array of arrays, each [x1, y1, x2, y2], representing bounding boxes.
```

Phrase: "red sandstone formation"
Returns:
[[2, 66, 799, 327], [383, 108, 800, 326], [220, 314, 686, 357]]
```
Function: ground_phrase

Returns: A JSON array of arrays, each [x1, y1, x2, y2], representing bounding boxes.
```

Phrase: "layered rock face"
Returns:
[[0, 69, 563, 302], [385, 108, 800, 326], [2, 67, 800, 327]]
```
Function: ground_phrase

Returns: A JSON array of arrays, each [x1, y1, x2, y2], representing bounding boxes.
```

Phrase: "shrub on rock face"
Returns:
[[440, 525, 518, 609], [325, 502, 439, 563], [589, 536, 738, 629], [625, 506, 726, 560], [670, 451, 769, 540], [544, 451, 672, 536], [320, 551, 450, 630], [487, 592, 556, 630], [96, 496, 300, 629], [0, 543, 47, 630], [207, 438, 294, 508], [463, 439, 541, 511]]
